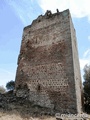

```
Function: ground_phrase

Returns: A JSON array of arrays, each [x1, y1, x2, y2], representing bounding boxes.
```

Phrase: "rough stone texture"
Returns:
[[15, 9, 82, 114], [0, 92, 89, 120], [0, 92, 56, 119]]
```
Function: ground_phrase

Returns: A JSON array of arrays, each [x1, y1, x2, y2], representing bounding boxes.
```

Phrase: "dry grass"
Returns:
[[0, 112, 56, 120]]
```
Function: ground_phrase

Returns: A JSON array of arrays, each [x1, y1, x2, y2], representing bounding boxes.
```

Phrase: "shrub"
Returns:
[[6, 80, 15, 91], [0, 86, 6, 94]]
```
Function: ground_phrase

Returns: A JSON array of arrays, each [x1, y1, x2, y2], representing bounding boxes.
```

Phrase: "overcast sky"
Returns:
[[0, 0, 90, 87]]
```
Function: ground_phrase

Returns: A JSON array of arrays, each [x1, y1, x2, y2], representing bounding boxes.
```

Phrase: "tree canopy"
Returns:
[[6, 80, 15, 91], [83, 64, 90, 113]]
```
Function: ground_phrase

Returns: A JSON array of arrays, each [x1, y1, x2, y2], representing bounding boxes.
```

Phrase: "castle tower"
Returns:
[[15, 9, 82, 114]]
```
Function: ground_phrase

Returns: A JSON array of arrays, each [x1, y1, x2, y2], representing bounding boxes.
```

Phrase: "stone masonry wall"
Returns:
[[15, 9, 82, 114], [70, 17, 82, 113]]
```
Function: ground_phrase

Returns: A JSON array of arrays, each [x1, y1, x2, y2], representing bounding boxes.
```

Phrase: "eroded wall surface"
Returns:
[[15, 9, 82, 114]]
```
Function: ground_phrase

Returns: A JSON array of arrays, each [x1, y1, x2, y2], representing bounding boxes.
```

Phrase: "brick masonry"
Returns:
[[15, 9, 82, 114]]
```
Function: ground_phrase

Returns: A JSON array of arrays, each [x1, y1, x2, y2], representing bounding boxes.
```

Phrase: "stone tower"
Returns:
[[15, 9, 82, 114]]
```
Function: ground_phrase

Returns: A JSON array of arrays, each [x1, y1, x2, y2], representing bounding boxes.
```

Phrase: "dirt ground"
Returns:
[[0, 111, 56, 120]]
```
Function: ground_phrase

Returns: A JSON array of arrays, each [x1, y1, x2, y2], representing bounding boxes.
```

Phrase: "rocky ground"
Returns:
[[0, 91, 90, 120], [0, 91, 56, 120]]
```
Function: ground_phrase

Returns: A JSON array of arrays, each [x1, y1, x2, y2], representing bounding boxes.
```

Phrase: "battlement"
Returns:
[[24, 9, 70, 32]]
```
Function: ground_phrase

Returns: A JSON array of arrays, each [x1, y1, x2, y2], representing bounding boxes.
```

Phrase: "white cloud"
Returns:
[[88, 36, 90, 41], [38, 0, 90, 20], [83, 49, 90, 57], [79, 49, 90, 70], [79, 58, 89, 82], [5, 0, 90, 25], [79, 59, 89, 70], [79, 49, 90, 81], [5, 0, 38, 25], [79, 58, 90, 82], [0, 63, 16, 87], [0, 69, 15, 87]]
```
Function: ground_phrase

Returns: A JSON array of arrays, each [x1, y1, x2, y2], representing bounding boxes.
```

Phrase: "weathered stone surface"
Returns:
[[0, 92, 55, 116], [0, 93, 89, 120], [15, 9, 82, 114]]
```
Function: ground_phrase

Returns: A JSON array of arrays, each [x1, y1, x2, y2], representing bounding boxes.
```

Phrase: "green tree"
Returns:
[[0, 86, 6, 94], [83, 64, 90, 113], [6, 80, 15, 91]]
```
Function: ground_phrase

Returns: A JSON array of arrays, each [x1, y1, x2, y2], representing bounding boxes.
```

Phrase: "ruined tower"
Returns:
[[15, 9, 82, 114]]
